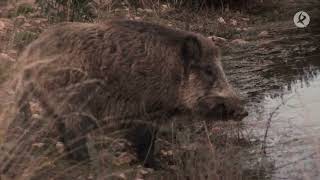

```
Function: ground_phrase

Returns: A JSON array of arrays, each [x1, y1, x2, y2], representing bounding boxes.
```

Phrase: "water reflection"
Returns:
[[224, 52, 320, 103], [252, 72, 320, 180]]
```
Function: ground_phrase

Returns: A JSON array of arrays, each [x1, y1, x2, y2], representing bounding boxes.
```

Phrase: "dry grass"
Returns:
[[34, 0, 276, 22], [13, 30, 38, 51], [0, 110, 266, 179]]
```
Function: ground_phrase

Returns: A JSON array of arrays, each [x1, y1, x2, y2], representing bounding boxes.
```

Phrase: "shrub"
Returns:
[[167, 0, 262, 10], [13, 31, 38, 51], [35, 0, 97, 22], [16, 3, 34, 16]]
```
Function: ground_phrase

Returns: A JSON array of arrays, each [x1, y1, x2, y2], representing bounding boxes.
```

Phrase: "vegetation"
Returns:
[[34, 0, 269, 22], [36, 0, 97, 22], [13, 30, 38, 51], [16, 3, 34, 16]]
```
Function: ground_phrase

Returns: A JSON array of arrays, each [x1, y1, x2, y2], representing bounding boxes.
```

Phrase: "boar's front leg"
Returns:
[[61, 113, 98, 161], [125, 123, 158, 167]]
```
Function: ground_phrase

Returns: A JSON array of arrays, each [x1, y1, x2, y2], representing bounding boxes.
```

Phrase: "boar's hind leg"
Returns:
[[126, 123, 158, 167], [6, 82, 33, 137], [61, 113, 98, 161], [1, 82, 34, 175]]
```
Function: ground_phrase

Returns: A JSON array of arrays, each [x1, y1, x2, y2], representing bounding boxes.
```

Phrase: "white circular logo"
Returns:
[[293, 11, 310, 28]]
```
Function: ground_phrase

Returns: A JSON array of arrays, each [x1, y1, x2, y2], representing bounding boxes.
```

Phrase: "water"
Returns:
[[249, 73, 320, 180], [221, 1, 320, 179]]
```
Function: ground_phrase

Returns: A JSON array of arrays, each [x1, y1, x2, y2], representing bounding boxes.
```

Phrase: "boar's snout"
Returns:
[[197, 95, 248, 121]]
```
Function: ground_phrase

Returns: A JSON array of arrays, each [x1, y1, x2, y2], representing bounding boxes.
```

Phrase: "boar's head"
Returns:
[[178, 35, 248, 121]]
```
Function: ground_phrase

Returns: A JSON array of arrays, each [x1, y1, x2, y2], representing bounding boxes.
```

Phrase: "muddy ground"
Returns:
[[0, 0, 320, 179]]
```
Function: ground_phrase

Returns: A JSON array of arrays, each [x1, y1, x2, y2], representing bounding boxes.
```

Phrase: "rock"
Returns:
[[87, 174, 94, 180], [258, 40, 273, 47], [230, 19, 237, 26], [0, 53, 15, 62], [116, 173, 127, 180], [34, 19, 42, 24], [32, 142, 45, 148], [217, 17, 226, 24], [258, 31, 269, 38], [30, 101, 42, 114], [140, 168, 154, 175], [0, 18, 13, 32], [137, 8, 153, 13], [56, 141, 65, 154], [15, 15, 26, 25], [23, 22, 32, 28], [231, 39, 249, 46], [112, 152, 137, 166], [160, 149, 173, 156], [162, 4, 168, 9], [242, 17, 250, 21], [136, 168, 150, 179], [209, 35, 227, 45], [242, 27, 249, 31], [31, 113, 42, 120], [144, 8, 153, 13]]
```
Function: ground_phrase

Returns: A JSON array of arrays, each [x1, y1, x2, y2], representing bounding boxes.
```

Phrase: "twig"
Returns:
[[203, 121, 215, 154], [261, 95, 294, 154]]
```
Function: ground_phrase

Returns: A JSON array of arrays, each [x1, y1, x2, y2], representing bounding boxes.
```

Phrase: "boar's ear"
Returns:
[[181, 36, 202, 66]]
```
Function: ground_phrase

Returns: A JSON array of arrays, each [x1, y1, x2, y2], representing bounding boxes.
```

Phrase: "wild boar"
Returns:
[[3, 20, 247, 169]]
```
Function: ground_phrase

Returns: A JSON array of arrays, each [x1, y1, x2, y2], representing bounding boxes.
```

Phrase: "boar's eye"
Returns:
[[204, 68, 213, 76], [202, 66, 216, 83]]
